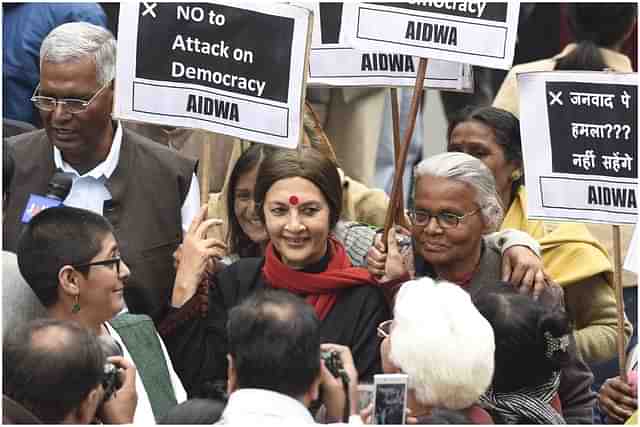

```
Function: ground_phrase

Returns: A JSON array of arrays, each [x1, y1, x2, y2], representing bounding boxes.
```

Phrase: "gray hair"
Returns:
[[40, 22, 116, 86], [413, 152, 504, 232], [390, 278, 495, 409]]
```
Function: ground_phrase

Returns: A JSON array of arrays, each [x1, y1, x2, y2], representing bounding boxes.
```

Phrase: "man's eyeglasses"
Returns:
[[377, 320, 393, 339], [30, 80, 112, 114], [408, 207, 481, 229], [74, 256, 122, 275]]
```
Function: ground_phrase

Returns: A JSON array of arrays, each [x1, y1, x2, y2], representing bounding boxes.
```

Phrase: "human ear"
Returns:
[[58, 265, 80, 297]]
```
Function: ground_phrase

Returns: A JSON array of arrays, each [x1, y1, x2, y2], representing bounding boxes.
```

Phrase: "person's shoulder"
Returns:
[[48, 3, 107, 25], [339, 278, 386, 307], [6, 129, 48, 151], [510, 57, 556, 75], [214, 257, 265, 304], [110, 312, 155, 328]]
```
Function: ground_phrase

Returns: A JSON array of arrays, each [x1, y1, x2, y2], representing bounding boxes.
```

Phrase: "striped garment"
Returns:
[[479, 371, 565, 424]]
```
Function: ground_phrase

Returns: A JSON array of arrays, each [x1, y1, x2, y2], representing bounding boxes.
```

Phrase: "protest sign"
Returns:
[[519, 71, 637, 225], [307, 2, 472, 89], [114, 2, 311, 148], [341, 2, 519, 70]]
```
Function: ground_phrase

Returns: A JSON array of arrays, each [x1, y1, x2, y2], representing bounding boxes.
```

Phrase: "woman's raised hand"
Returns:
[[172, 205, 226, 307]]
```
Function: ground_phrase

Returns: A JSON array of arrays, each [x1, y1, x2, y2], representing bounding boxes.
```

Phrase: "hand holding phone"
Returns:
[[373, 373, 408, 424]]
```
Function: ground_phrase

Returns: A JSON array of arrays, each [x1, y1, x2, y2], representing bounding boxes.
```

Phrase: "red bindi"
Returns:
[[289, 195, 299, 205]]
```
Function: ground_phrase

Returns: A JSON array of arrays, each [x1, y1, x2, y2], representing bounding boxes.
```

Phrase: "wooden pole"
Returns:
[[389, 88, 410, 229], [612, 224, 628, 381], [382, 58, 428, 247], [200, 141, 212, 203]]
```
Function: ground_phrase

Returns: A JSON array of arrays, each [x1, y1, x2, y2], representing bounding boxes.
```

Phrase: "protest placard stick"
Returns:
[[200, 142, 212, 202], [304, 101, 338, 163], [612, 224, 627, 381], [382, 58, 428, 248], [389, 88, 410, 229]]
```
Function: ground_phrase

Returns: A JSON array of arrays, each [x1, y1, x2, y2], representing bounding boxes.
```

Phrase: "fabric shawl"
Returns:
[[501, 186, 613, 287], [263, 237, 377, 320], [479, 371, 564, 424]]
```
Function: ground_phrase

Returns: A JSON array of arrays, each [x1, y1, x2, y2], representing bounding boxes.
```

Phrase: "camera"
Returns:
[[321, 350, 344, 378], [97, 335, 124, 402]]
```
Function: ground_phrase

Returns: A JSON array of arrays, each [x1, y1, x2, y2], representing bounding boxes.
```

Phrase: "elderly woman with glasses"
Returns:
[[368, 152, 508, 291], [367, 152, 597, 423]]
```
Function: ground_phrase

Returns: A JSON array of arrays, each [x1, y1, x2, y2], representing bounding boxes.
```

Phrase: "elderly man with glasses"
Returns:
[[4, 22, 200, 323]]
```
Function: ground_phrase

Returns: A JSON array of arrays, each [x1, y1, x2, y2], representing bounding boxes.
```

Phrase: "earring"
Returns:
[[72, 295, 81, 314], [511, 169, 522, 181]]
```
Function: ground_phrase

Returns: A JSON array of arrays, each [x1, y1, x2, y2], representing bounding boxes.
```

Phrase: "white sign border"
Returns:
[[519, 70, 638, 225], [114, 1, 312, 149], [342, 2, 519, 70]]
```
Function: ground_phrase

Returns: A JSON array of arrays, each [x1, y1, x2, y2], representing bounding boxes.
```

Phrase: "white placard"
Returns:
[[342, 2, 519, 70], [307, 2, 471, 89], [519, 71, 638, 225], [624, 225, 638, 274], [114, 2, 311, 148]]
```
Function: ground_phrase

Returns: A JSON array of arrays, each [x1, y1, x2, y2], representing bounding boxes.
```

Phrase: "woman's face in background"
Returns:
[[234, 165, 268, 244], [448, 120, 519, 206]]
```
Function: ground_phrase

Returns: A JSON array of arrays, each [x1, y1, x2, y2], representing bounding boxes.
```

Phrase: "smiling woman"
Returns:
[[161, 146, 390, 398], [16, 206, 187, 422]]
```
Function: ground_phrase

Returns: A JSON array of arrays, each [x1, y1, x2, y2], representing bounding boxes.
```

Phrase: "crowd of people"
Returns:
[[2, 2, 638, 425]]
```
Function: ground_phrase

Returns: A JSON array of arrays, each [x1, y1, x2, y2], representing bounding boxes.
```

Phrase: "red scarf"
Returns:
[[263, 237, 376, 320]]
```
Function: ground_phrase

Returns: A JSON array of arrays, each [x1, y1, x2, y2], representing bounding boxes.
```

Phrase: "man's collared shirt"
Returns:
[[53, 122, 200, 230], [218, 389, 316, 424]]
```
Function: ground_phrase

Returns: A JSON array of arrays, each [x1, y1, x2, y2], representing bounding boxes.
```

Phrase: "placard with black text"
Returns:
[[114, 2, 311, 148], [306, 2, 472, 89], [520, 71, 638, 225], [342, 2, 519, 70]]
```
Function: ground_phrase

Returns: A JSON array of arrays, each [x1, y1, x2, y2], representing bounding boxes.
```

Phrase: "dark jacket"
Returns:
[[159, 257, 389, 398]]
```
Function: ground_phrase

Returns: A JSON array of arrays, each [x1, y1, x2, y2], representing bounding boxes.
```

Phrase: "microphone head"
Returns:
[[46, 172, 74, 201]]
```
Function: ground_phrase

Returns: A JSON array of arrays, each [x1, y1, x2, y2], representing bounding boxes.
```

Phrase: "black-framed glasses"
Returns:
[[377, 320, 393, 339], [74, 256, 121, 275], [408, 207, 481, 229], [30, 80, 112, 114]]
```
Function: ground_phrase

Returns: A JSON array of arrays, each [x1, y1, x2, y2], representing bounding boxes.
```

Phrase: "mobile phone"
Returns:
[[373, 373, 408, 425]]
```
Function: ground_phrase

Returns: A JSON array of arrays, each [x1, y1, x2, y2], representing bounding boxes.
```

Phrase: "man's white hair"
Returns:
[[414, 152, 504, 232], [389, 278, 495, 410], [40, 22, 116, 86]]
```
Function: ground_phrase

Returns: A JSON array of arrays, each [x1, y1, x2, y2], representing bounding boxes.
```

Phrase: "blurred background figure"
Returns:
[[3, 2, 107, 127]]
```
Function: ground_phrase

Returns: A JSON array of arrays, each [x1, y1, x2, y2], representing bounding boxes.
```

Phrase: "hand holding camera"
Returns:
[[319, 343, 359, 422], [96, 336, 137, 424], [97, 355, 138, 424]]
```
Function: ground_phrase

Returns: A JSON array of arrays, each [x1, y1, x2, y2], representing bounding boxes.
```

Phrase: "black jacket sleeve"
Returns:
[[158, 258, 264, 398]]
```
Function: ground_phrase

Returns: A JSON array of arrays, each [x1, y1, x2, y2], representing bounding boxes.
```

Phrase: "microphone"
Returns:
[[21, 172, 74, 223]]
